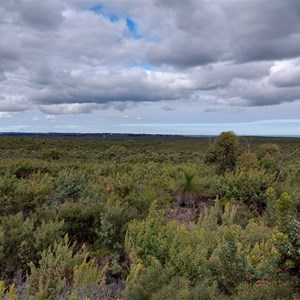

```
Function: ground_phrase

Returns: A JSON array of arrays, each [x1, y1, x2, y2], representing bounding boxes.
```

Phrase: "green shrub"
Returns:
[[235, 279, 299, 300], [97, 200, 137, 250], [274, 193, 300, 275], [0, 214, 64, 278], [41, 149, 62, 160], [25, 237, 112, 299], [215, 170, 273, 214], [125, 259, 174, 300], [126, 203, 280, 297], [26, 236, 86, 299], [257, 143, 281, 174], [56, 201, 103, 244], [126, 185, 159, 214], [47, 170, 87, 206], [0, 213, 34, 277], [205, 131, 240, 174]]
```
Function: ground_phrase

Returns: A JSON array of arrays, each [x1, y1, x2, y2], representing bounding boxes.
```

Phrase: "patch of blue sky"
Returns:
[[129, 61, 156, 70], [90, 4, 102, 14], [90, 4, 119, 22], [253, 119, 300, 125], [126, 18, 143, 39], [90, 5, 142, 39]]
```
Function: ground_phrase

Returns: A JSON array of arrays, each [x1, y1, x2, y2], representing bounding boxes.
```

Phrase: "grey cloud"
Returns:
[[148, 0, 228, 67], [0, 72, 6, 82], [223, 78, 300, 106], [30, 68, 193, 106], [0, 0, 64, 30], [162, 105, 175, 111], [21, 1, 64, 30], [146, 0, 300, 67], [31, 65, 54, 86], [0, 29, 22, 74], [225, 0, 300, 63], [203, 108, 219, 113], [148, 31, 227, 67], [192, 61, 272, 90], [96, 0, 300, 66]]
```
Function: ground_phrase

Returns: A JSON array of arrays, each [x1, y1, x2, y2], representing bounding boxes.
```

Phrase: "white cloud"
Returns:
[[269, 59, 300, 88], [0, 112, 12, 119], [40, 103, 100, 115], [46, 114, 56, 120]]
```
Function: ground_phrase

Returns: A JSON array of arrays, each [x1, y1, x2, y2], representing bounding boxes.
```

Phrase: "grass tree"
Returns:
[[174, 171, 202, 207]]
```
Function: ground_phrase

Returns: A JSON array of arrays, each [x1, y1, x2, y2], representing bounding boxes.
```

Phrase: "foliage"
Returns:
[[274, 193, 300, 275], [125, 203, 280, 296], [96, 199, 137, 250], [54, 201, 103, 244], [215, 170, 273, 214], [126, 185, 159, 214], [26, 236, 109, 299], [257, 143, 281, 173], [205, 131, 240, 174], [234, 279, 299, 300], [47, 169, 87, 206], [0, 213, 64, 279], [0, 134, 299, 299]]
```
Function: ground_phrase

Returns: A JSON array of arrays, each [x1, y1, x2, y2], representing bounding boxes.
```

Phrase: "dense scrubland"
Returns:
[[0, 132, 299, 299]]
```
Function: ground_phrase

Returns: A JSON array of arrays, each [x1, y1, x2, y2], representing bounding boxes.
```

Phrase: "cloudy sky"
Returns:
[[1, 0, 300, 135]]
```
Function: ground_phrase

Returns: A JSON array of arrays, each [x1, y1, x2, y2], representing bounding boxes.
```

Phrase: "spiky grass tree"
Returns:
[[175, 171, 201, 208]]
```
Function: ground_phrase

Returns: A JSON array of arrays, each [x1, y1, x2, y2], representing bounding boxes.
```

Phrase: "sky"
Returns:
[[1, 0, 300, 136]]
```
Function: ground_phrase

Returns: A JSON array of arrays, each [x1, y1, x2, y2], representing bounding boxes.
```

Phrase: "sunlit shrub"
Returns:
[[26, 236, 85, 299], [126, 203, 280, 296]]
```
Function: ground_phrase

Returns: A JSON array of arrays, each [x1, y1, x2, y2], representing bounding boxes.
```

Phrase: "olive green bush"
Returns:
[[125, 202, 281, 297], [214, 170, 273, 214], [25, 236, 109, 299], [205, 131, 240, 174]]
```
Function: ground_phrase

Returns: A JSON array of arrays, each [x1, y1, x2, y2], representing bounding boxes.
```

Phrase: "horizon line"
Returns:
[[0, 132, 299, 138]]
